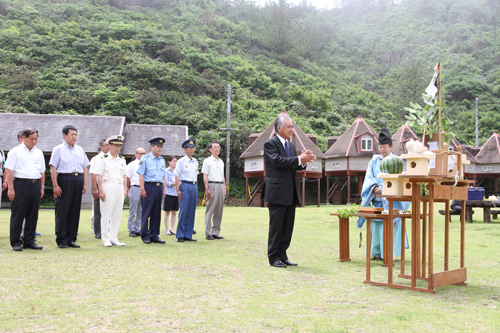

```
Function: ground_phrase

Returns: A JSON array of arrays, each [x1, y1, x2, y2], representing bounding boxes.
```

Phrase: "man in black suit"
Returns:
[[263, 114, 316, 268]]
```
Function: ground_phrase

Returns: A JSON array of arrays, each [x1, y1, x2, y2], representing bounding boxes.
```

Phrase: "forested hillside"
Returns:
[[0, 0, 499, 180]]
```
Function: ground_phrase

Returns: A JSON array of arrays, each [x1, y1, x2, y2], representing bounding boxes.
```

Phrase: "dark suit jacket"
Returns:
[[262, 135, 304, 206]]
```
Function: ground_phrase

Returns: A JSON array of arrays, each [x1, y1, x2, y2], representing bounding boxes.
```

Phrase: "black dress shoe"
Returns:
[[282, 259, 297, 266], [23, 243, 43, 250], [129, 232, 138, 237], [206, 236, 214, 240], [192, 230, 197, 234], [151, 238, 166, 244], [95, 233, 101, 239], [12, 245, 22, 251], [213, 235, 224, 239], [270, 260, 287, 268], [143, 239, 151, 244], [184, 238, 197, 241], [58, 244, 69, 249], [177, 237, 185, 242], [68, 242, 81, 248]]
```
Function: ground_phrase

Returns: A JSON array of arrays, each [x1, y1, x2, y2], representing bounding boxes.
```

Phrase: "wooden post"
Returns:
[[347, 175, 351, 204], [245, 177, 249, 206], [444, 199, 450, 271], [326, 177, 330, 204], [302, 177, 305, 207], [317, 178, 320, 207]]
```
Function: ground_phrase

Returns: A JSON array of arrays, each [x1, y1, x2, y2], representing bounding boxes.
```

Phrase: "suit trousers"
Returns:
[[140, 183, 162, 241], [10, 180, 41, 247], [92, 195, 101, 235], [204, 183, 224, 237], [100, 182, 124, 244], [267, 203, 296, 264], [176, 183, 197, 239], [55, 174, 84, 245], [127, 186, 142, 233]]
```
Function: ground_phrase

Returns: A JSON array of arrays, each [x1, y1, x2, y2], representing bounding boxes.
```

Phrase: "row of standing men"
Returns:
[[0, 125, 225, 251]]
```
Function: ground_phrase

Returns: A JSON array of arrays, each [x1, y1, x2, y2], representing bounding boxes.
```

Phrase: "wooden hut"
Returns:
[[239, 110, 326, 207], [467, 132, 500, 194], [324, 116, 380, 204]]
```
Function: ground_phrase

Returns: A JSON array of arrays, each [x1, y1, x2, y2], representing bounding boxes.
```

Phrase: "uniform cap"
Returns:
[[182, 139, 196, 148], [107, 135, 124, 145], [149, 137, 166, 146]]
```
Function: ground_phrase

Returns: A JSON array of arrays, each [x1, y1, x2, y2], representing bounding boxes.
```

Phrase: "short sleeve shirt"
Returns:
[[49, 142, 90, 173], [173, 155, 199, 182], [5, 143, 45, 179], [135, 152, 166, 183], [201, 155, 224, 182], [93, 154, 127, 183]]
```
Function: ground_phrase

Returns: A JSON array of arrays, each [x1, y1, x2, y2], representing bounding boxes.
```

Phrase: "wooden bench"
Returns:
[[438, 209, 461, 222], [491, 210, 500, 220]]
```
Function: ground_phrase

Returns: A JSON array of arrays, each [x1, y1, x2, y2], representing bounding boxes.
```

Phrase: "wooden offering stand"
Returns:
[[358, 147, 471, 293], [330, 207, 383, 262]]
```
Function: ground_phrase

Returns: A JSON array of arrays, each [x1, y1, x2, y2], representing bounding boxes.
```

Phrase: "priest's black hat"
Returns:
[[379, 127, 392, 146]]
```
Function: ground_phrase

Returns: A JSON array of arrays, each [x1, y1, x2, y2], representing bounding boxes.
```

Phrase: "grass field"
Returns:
[[1, 204, 499, 332]]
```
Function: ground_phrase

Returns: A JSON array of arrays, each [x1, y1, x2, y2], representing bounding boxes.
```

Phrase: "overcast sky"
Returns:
[[252, 0, 341, 9]]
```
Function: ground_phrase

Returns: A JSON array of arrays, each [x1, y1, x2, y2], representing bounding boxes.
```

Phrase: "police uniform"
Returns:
[[5, 141, 45, 251], [174, 139, 199, 241], [93, 135, 127, 247], [136, 137, 167, 244]]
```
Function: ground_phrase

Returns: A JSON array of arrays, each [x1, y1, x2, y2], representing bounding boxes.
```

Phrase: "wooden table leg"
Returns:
[[339, 217, 351, 262], [445, 199, 450, 271], [466, 206, 473, 223], [428, 183, 434, 290], [484, 207, 491, 223], [366, 218, 371, 283], [401, 218, 405, 276], [422, 200, 427, 278], [387, 200, 394, 285]]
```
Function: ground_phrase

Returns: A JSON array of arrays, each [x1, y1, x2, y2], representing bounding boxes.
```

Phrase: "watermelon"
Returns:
[[380, 155, 403, 174]]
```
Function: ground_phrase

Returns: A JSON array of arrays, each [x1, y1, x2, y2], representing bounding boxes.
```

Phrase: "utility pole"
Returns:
[[221, 84, 237, 195], [475, 97, 479, 147]]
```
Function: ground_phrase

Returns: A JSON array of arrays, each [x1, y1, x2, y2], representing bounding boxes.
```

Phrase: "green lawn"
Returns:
[[1, 205, 499, 332]]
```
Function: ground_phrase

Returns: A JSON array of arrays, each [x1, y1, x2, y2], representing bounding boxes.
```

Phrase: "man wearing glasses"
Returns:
[[126, 147, 146, 237]]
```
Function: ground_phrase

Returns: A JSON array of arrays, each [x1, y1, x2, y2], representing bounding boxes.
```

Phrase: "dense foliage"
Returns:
[[0, 0, 499, 182]]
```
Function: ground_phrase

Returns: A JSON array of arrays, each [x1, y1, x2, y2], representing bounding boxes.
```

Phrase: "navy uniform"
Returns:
[[94, 135, 127, 247], [136, 137, 167, 244], [174, 139, 199, 242]]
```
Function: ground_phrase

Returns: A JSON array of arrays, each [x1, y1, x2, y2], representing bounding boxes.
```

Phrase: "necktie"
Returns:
[[284, 141, 290, 157]]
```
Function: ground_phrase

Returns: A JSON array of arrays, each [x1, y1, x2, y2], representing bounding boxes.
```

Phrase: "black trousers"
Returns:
[[55, 174, 84, 245], [267, 203, 296, 264], [10, 179, 41, 247], [93, 195, 101, 234]]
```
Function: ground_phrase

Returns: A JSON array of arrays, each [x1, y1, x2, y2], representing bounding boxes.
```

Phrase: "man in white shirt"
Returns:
[[89, 138, 109, 239], [94, 135, 128, 247], [202, 142, 226, 240], [126, 147, 146, 237], [4, 128, 46, 251]]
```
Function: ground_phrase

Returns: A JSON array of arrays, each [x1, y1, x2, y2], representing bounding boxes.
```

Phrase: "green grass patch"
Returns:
[[0, 204, 499, 332]]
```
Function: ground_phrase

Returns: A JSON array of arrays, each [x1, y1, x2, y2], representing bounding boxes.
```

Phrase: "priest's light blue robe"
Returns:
[[357, 154, 410, 258]]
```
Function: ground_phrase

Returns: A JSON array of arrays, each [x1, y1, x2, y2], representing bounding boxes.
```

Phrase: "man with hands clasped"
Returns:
[[262, 114, 316, 268]]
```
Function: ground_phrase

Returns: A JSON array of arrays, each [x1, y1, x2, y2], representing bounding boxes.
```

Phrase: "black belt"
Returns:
[[15, 178, 40, 183], [208, 181, 224, 184], [59, 172, 82, 176], [145, 182, 163, 186], [131, 185, 140, 187], [181, 180, 197, 185]]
